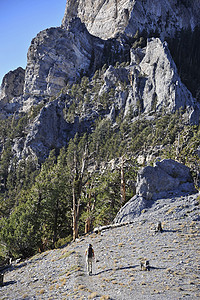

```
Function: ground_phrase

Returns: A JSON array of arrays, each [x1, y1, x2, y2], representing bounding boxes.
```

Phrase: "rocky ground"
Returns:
[[1, 193, 200, 300]]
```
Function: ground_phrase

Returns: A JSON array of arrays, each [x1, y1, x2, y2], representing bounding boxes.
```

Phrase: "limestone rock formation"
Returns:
[[13, 96, 74, 162], [136, 159, 197, 200], [23, 100, 72, 161], [0, 67, 25, 106], [1, 1, 200, 164], [62, 0, 133, 39], [62, 0, 200, 40], [129, 38, 199, 123], [24, 18, 105, 99], [100, 38, 200, 124], [13, 92, 96, 163], [14, 36, 200, 163], [114, 159, 198, 223]]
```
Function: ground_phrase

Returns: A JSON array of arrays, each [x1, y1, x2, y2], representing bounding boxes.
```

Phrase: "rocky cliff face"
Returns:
[[0, 67, 25, 107], [11, 36, 200, 163], [62, 0, 200, 40], [13, 98, 72, 161], [12, 37, 199, 163], [62, 0, 133, 39], [13, 94, 95, 162], [0, 1, 200, 164], [100, 38, 200, 124], [1, 1, 199, 116], [24, 18, 105, 98], [0, 18, 106, 113]]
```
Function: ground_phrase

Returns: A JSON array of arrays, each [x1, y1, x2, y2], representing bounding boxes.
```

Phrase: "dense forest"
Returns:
[[0, 27, 200, 262]]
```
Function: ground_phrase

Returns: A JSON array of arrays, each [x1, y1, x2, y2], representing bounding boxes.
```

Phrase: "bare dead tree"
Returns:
[[72, 145, 88, 241], [120, 156, 126, 207], [85, 185, 96, 234]]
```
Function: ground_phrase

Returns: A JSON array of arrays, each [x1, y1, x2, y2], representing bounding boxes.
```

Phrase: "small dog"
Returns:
[[155, 221, 163, 233], [140, 260, 150, 271]]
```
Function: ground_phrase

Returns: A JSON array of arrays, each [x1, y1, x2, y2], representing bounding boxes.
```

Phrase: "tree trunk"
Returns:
[[53, 199, 59, 246], [72, 146, 88, 240], [72, 184, 79, 241], [85, 187, 95, 234], [120, 157, 126, 206]]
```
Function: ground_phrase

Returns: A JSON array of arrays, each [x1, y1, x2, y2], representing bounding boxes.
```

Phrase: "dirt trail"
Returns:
[[65, 217, 200, 299], [1, 194, 200, 299]]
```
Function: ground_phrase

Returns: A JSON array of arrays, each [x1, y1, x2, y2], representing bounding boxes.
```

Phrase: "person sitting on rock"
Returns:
[[85, 244, 95, 275]]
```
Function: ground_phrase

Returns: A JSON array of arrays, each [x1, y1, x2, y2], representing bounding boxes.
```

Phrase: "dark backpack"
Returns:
[[88, 246, 93, 258]]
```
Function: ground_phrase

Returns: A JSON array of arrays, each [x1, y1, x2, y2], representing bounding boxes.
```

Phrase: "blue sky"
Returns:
[[0, 0, 66, 85]]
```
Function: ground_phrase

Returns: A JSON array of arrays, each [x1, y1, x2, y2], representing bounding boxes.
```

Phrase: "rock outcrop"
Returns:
[[24, 18, 105, 99], [62, 0, 200, 40], [0, 67, 25, 106], [114, 159, 198, 223], [136, 159, 197, 200], [130, 38, 199, 123], [13, 98, 72, 161], [13, 93, 96, 163], [12, 37, 199, 163], [13, 96, 75, 162], [0, 18, 106, 114], [100, 38, 200, 124], [1, 2, 199, 123], [0, 2, 199, 164]]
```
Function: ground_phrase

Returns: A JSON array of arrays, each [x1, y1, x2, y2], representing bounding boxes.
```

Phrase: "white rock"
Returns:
[[62, 0, 200, 40]]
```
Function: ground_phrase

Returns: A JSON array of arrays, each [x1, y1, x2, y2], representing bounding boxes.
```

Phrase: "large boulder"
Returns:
[[114, 159, 197, 223], [114, 195, 147, 223], [136, 159, 197, 200]]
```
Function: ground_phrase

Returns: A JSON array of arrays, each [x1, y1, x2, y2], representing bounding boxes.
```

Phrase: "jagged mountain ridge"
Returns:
[[10, 37, 200, 163], [0, 2, 200, 162], [0, 18, 107, 114]]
